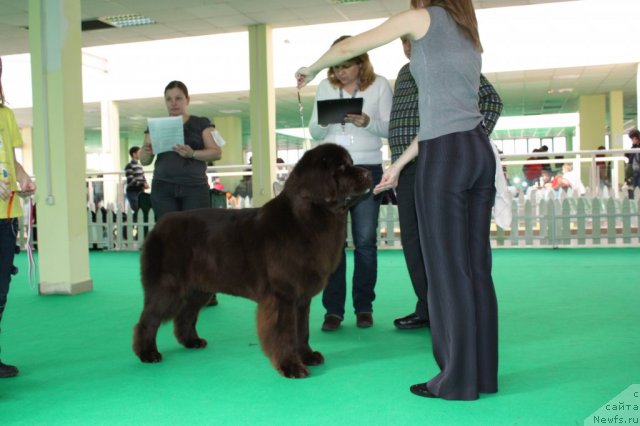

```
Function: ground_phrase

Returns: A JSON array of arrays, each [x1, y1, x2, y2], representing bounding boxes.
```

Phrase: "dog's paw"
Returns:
[[300, 350, 324, 366], [183, 338, 208, 349], [138, 350, 163, 363], [279, 362, 310, 379]]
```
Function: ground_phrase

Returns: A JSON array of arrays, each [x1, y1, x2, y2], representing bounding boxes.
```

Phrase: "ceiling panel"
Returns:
[[1, 0, 637, 143]]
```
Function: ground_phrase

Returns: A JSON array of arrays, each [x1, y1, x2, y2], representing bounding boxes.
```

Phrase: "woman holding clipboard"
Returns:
[[297, 0, 498, 401], [140, 80, 222, 221], [308, 35, 393, 332]]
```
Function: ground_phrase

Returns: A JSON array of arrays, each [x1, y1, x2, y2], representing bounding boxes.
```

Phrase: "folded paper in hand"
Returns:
[[317, 98, 363, 126], [490, 142, 512, 229], [147, 116, 184, 154]]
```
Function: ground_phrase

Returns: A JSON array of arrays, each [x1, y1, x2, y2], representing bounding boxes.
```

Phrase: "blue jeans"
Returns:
[[150, 180, 210, 221], [322, 164, 383, 318], [0, 218, 18, 324], [126, 191, 141, 222]]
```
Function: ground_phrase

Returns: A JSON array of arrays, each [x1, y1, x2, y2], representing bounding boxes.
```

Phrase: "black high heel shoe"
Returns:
[[410, 383, 438, 398]]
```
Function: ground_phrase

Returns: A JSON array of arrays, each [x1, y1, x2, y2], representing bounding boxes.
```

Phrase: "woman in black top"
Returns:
[[140, 80, 222, 220]]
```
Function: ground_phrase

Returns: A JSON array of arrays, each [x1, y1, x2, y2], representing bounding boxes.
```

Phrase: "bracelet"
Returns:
[[191, 150, 196, 159]]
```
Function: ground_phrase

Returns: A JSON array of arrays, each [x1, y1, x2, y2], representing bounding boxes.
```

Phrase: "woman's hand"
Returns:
[[295, 67, 317, 89], [17, 175, 36, 197], [14, 156, 36, 197], [344, 113, 370, 128], [373, 163, 401, 195], [140, 134, 155, 166], [172, 144, 195, 159], [142, 143, 154, 156]]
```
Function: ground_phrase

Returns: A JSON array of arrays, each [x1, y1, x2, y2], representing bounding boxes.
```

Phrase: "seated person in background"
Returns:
[[233, 175, 252, 198], [538, 145, 551, 174], [550, 172, 571, 191], [539, 169, 553, 189], [523, 148, 543, 187], [559, 162, 586, 195], [212, 177, 225, 192]]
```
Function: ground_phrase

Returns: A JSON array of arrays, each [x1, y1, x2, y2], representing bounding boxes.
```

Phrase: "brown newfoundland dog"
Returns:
[[133, 143, 371, 378]]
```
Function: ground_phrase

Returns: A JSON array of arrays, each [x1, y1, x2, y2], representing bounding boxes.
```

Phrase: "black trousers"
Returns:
[[414, 124, 498, 400], [395, 161, 429, 319]]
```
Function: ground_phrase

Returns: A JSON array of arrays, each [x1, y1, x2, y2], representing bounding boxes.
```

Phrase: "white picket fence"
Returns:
[[377, 188, 640, 249], [14, 189, 640, 251], [491, 188, 640, 247]]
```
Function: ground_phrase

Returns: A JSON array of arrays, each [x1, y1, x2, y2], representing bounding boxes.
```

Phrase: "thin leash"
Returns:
[[297, 90, 309, 156], [25, 196, 36, 288]]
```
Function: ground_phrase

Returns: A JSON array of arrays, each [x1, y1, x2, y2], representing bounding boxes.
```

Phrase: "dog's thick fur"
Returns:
[[133, 143, 371, 378]]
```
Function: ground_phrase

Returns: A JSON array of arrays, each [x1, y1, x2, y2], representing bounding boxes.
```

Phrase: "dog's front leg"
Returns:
[[257, 295, 309, 378], [296, 301, 324, 366]]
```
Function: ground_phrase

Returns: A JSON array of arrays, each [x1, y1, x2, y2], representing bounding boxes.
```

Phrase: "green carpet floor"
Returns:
[[1, 248, 638, 425]]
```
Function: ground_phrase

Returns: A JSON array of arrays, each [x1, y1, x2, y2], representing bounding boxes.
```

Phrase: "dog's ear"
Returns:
[[287, 168, 343, 212], [303, 175, 340, 206]]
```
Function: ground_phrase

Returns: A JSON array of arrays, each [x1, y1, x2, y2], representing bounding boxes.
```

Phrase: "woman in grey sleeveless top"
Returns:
[[296, 0, 498, 401]]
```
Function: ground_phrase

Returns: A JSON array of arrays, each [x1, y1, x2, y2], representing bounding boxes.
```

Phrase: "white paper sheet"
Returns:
[[147, 116, 184, 154]]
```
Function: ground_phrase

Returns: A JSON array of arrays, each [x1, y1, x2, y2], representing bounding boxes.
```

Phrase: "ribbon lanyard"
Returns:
[[7, 192, 37, 288], [339, 87, 358, 130], [7, 190, 15, 218], [25, 196, 36, 288], [339, 87, 359, 99]]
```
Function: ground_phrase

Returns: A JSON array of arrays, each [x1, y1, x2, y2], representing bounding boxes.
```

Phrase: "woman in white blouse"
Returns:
[[308, 35, 393, 332]]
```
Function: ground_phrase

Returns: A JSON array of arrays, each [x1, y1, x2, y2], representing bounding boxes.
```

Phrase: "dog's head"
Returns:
[[282, 143, 372, 212]]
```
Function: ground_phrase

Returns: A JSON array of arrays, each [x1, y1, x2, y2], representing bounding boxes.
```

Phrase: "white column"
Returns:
[[29, 0, 92, 295], [101, 99, 122, 210]]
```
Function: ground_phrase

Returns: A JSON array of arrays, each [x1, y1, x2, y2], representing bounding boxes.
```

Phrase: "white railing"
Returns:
[[15, 188, 640, 251], [14, 148, 640, 250]]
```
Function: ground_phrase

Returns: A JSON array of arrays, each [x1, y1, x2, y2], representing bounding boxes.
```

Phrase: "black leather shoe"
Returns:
[[410, 383, 438, 398], [0, 362, 19, 378], [321, 315, 342, 332], [356, 312, 373, 328], [394, 313, 429, 329]]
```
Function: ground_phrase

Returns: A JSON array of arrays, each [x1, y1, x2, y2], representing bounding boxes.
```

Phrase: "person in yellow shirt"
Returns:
[[0, 56, 36, 378]]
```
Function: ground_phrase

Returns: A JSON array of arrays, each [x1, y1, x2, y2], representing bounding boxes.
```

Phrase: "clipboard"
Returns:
[[147, 116, 184, 154], [317, 98, 364, 126]]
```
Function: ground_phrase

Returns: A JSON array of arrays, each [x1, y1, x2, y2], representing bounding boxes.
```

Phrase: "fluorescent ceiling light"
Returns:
[[99, 14, 156, 28]]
